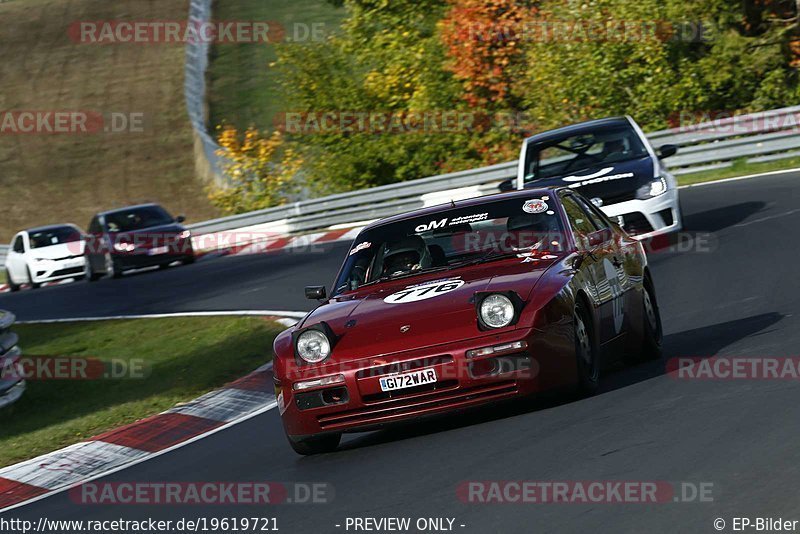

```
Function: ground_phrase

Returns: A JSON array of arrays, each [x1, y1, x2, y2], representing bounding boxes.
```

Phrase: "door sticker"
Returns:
[[603, 258, 625, 333]]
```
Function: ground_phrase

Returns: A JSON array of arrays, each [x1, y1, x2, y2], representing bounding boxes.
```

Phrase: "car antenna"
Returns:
[[450, 199, 456, 207]]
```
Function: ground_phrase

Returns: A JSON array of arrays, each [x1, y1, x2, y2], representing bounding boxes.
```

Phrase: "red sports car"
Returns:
[[273, 187, 662, 454]]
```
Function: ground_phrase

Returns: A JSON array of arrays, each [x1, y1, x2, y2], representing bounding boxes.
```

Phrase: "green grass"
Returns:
[[0, 316, 281, 467], [0, 270, 5, 284], [677, 156, 800, 186], [207, 0, 344, 132]]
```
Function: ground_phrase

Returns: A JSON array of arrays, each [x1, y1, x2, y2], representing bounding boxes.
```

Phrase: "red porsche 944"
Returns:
[[273, 187, 662, 454]]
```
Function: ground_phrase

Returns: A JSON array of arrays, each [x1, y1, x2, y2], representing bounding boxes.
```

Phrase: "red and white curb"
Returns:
[[193, 226, 364, 260], [0, 361, 281, 512]]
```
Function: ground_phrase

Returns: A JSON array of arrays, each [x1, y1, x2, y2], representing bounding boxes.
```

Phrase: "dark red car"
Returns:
[[84, 203, 194, 280], [273, 187, 662, 454]]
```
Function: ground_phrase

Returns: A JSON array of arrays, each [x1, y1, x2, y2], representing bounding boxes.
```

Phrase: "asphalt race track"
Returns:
[[3, 172, 800, 532]]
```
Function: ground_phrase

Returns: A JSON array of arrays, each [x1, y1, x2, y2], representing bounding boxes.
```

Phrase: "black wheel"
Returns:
[[287, 433, 341, 455], [640, 277, 663, 361], [158, 263, 170, 270], [5, 269, 20, 292], [104, 253, 121, 279], [182, 254, 195, 265], [574, 299, 599, 396], [86, 265, 102, 282], [26, 266, 41, 289]]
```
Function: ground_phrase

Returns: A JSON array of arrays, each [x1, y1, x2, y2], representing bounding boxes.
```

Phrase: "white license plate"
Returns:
[[148, 246, 169, 256], [379, 368, 437, 392]]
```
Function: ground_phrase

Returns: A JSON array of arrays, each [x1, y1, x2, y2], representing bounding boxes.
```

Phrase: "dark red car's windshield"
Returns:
[[105, 206, 175, 233], [333, 196, 566, 296]]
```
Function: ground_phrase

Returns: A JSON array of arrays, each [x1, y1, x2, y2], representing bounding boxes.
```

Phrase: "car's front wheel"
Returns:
[[287, 432, 341, 456], [640, 277, 663, 360], [26, 266, 41, 289], [574, 299, 599, 396], [104, 254, 121, 279]]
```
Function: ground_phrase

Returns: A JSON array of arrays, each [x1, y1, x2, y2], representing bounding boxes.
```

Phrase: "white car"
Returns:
[[4, 225, 87, 291], [511, 116, 682, 239]]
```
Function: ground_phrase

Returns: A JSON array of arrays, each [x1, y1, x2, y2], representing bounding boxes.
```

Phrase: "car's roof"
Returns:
[[522, 116, 632, 145], [24, 223, 79, 234], [97, 203, 163, 216], [363, 187, 564, 231]]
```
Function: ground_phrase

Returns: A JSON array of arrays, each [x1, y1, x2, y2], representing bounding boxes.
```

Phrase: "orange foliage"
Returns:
[[440, 0, 536, 108]]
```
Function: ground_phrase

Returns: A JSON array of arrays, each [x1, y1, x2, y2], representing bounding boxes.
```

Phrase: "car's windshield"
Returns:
[[523, 122, 648, 184], [29, 226, 82, 249], [333, 196, 566, 296], [105, 206, 174, 233]]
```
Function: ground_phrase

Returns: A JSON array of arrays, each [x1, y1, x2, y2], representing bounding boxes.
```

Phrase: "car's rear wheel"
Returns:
[[574, 300, 599, 396], [182, 254, 195, 265], [26, 266, 41, 289], [287, 433, 341, 456], [640, 277, 663, 360], [5, 269, 20, 292]]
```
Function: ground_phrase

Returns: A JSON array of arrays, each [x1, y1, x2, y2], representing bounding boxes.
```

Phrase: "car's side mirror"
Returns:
[[305, 286, 327, 300], [587, 228, 612, 247], [175, 215, 186, 223], [498, 179, 516, 192], [657, 144, 678, 159]]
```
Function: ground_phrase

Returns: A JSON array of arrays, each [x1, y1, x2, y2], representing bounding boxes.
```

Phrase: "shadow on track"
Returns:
[[683, 201, 766, 233], [337, 312, 785, 453]]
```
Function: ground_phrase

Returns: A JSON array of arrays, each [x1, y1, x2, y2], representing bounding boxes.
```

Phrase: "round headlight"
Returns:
[[480, 294, 515, 329], [296, 330, 331, 363]]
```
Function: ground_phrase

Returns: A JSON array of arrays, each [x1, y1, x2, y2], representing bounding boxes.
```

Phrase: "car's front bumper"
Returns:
[[600, 189, 682, 239], [277, 326, 577, 438], [29, 258, 87, 284]]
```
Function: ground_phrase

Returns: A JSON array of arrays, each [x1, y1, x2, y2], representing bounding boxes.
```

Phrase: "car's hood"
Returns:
[[300, 256, 560, 361], [29, 242, 84, 259], [525, 156, 656, 204]]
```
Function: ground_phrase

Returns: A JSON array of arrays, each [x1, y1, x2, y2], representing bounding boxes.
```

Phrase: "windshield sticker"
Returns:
[[523, 199, 548, 214], [415, 213, 488, 233], [415, 218, 448, 233], [449, 213, 488, 225], [384, 280, 465, 304], [349, 241, 372, 256]]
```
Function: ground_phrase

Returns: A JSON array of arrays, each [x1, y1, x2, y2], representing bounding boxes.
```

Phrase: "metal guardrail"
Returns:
[[185, 0, 227, 186], [0, 310, 25, 409], [0, 245, 8, 267], [185, 106, 800, 241]]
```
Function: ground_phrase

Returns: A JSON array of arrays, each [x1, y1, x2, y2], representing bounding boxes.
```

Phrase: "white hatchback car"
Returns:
[[513, 116, 682, 239], [4, 225, 87, 291]]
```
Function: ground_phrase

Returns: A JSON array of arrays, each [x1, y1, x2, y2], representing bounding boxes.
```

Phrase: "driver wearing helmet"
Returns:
[[381, 236, 432, 277]]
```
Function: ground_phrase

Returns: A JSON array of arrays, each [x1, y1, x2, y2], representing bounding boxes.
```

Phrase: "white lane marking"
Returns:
[[0, 362, 276, 513], [15, 310, 307, 324], [733, 207, 800, 228], [678, 166, 800, 189]]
